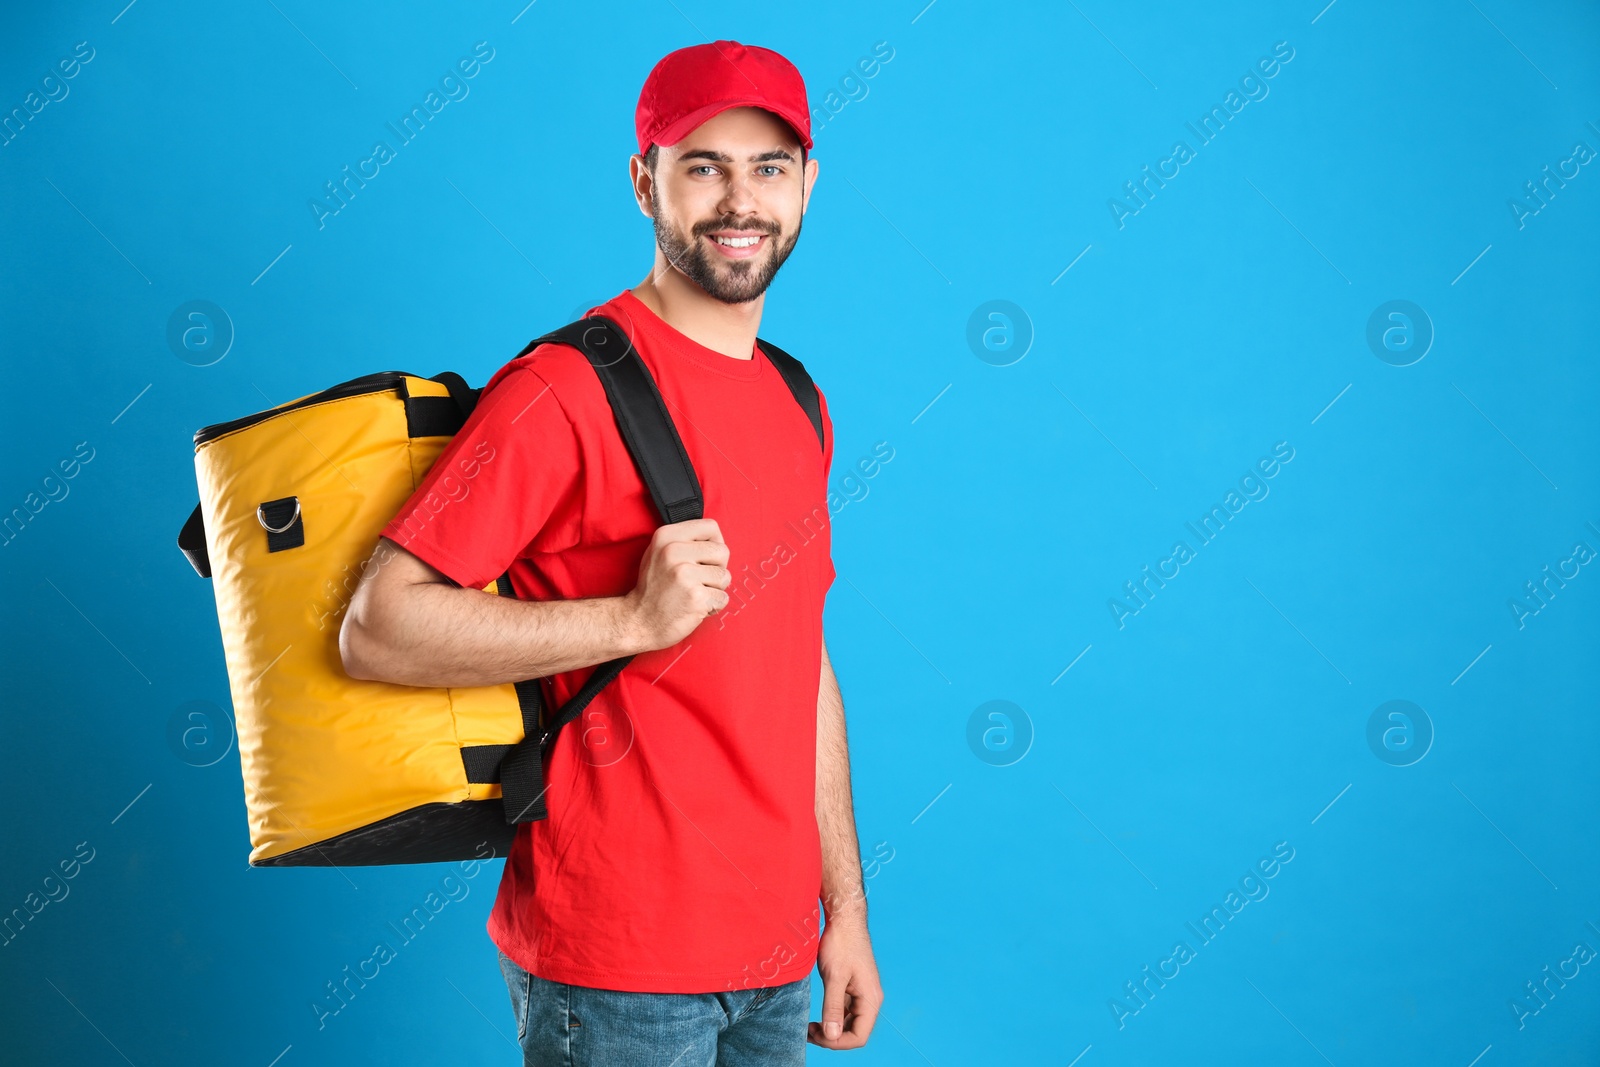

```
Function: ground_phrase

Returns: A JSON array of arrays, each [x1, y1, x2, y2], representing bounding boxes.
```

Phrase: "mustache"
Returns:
[[694, 218, 778, 236]]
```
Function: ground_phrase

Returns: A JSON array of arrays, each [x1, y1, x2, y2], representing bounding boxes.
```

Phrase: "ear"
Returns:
[[801, 155, 820, 215], [630, 153, 655, 218]]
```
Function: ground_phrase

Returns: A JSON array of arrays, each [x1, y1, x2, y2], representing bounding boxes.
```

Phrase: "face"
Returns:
[[638, 106, 817, 305]]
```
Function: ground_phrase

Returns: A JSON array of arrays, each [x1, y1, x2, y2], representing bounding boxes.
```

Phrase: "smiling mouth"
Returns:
[[705, 232, 769, 258]]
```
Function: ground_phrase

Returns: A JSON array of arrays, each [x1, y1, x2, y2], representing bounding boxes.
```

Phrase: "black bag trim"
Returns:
[[252, 799, 515, 867], [461, 744, 513, 783], [405, 396, 468, 438], [405, 372, 480, 438], [193, 370, 414, 446], [179, 504, 210, 578], [430, 371, 479, 419]]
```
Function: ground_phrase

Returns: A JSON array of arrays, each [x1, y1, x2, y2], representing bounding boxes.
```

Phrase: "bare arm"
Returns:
[[816, 638, 866, 924], [809, 637, 883, 1049], [340, 519, 732, 688]]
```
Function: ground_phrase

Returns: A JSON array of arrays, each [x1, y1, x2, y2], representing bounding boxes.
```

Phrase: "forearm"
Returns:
[[342, 542, 646, 688], [816, 640, 868, 927]]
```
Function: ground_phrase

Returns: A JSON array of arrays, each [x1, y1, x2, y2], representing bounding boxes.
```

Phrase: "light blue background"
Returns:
[[3, 1, 1598, 1063]]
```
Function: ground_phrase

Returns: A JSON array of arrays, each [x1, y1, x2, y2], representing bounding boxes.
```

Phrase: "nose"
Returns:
[[716, 169, 759, 218]]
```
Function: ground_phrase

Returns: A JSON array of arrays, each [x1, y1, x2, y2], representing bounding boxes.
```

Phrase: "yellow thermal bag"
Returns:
[[176, 315, 824, 867]]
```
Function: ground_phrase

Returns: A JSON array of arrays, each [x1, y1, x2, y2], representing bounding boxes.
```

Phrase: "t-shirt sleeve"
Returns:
[[817, 383, 837, 593], [380, 363, 582, 590]]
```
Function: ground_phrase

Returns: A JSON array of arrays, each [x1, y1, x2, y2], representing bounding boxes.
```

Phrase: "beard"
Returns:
[[650, 189, 802, 305]]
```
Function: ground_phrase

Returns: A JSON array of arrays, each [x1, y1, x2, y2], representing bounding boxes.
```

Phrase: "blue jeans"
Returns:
[[497, 948, 811, 1066]]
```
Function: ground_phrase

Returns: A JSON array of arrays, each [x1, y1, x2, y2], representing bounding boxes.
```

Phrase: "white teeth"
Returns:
[[713, 235, 761, 247]]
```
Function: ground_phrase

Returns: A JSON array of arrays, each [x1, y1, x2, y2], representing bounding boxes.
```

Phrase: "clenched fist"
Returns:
[[621, 518, 732, 651]]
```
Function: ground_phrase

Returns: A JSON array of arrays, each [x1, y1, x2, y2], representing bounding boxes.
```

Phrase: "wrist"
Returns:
[[823, 908, 869, 936], [607, 593, 651, 657], [821, 887, 869, 929]]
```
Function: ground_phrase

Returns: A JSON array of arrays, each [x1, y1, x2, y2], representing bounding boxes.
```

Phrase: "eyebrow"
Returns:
[[677, 148, 797, 164]]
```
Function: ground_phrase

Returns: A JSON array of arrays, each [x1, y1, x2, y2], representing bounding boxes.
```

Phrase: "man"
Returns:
[[340, 40, 882, 1064]]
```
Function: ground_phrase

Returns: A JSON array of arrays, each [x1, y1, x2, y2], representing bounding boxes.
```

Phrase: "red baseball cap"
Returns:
[[635, 40, 812, 156]]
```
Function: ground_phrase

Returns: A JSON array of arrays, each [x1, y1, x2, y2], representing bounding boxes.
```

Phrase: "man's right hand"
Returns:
[[622, 518, 732, 651]]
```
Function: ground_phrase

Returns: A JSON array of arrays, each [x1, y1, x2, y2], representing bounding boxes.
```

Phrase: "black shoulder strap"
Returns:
[[756, 337, 824, 450], [496, 314, 710, 824], [494, 318, 827, 825], [492, 317, 829, 824], [521, 317, 705, 524]]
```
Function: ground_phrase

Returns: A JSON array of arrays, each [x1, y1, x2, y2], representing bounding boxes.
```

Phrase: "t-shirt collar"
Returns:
[[598, 289, 766, 382]]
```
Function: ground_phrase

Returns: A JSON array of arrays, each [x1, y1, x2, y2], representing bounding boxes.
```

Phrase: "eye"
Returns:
[[690, 165, 720, 177], [758, 165, 783, 177]]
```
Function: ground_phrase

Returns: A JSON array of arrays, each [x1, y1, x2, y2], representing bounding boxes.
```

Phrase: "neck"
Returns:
[[631, 265, 763, 361]]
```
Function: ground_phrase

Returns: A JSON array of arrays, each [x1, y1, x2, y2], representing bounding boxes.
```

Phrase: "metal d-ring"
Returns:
[[257, 498, 301, 534]]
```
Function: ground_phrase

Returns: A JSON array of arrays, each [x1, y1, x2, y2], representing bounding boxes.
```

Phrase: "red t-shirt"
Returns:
[[380, 288, 836, 993]]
